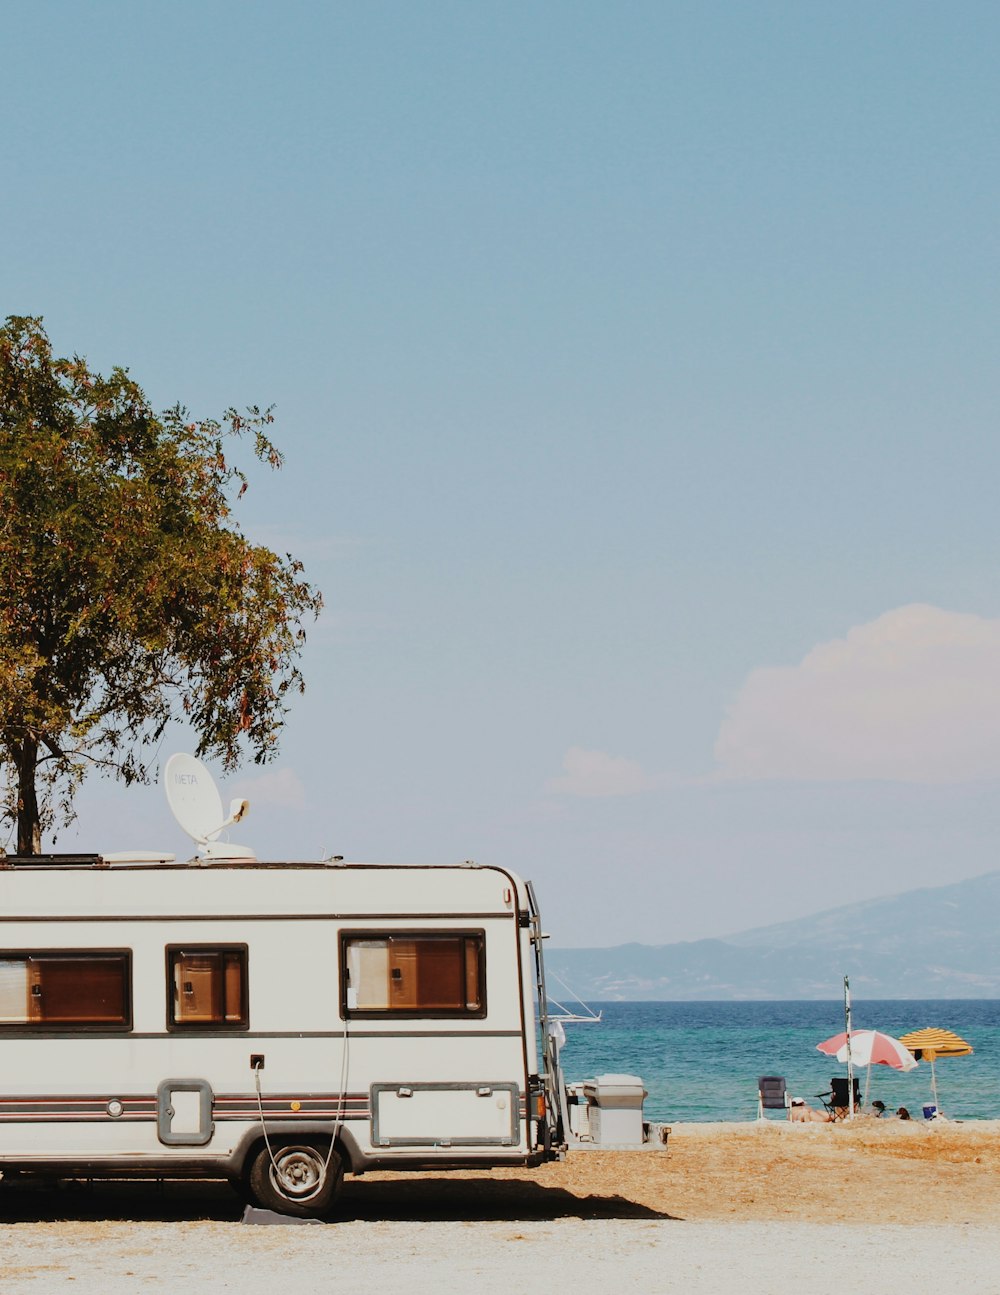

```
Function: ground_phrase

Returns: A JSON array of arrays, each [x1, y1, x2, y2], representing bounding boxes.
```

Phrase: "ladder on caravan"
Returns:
[[525, 880, 568, 1150]]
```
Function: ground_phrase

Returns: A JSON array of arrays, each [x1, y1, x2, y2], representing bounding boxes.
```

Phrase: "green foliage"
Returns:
[[0, 315, 322, 853]]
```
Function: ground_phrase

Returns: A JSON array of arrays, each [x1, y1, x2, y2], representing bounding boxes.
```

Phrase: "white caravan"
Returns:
[[0, 760, 566, 1217]]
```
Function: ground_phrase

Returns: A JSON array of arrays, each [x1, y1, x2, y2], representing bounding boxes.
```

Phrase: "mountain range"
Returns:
[[547, 870, 1000, 1000]]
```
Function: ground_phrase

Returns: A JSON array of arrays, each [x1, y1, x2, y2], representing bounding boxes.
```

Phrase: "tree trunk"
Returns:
[[16, 737, 41, 855]]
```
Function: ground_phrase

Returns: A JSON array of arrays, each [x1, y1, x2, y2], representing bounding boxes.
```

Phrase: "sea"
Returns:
[[555, 1000, 1000, 1123]]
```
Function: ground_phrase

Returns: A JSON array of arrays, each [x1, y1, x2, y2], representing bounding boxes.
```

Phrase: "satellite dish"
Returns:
[[164, 753, 256, 862]]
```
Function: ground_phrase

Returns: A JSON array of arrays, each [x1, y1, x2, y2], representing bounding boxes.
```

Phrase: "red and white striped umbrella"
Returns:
[[817, 1028, 918, 1106], [817, 1029, 918, 1071]]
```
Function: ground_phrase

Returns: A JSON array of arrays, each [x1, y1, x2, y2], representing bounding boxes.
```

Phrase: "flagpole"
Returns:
[[844, 974, 855, 1120]]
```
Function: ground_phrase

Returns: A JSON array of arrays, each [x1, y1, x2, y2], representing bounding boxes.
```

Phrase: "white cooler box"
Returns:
[[580, 1073, 648, 1144]]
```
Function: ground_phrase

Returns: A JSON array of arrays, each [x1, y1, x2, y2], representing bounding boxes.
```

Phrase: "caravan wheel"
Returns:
[[248, 1139, 343, 1219]]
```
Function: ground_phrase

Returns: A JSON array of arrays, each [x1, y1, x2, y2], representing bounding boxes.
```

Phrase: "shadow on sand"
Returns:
[[342, 1176, 677, 1221], [0, 1176, 679, 1224]]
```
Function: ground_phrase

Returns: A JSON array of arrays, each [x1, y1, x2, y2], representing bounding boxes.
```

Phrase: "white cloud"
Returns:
[[546, 746, 659, 798], [714, 604, 1000, 783], [230, 767, 307, 810]]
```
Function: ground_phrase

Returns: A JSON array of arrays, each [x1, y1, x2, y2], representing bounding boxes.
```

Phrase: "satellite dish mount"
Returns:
[[164, 753, 256, 862]]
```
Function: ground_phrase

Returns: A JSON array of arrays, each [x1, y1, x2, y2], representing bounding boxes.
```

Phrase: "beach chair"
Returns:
[[817, 1076, 861, 1119], [757, 1075, 791, 1120]]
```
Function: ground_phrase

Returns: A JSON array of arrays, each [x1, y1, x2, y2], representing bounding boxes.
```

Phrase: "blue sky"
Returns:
[[3, 2, 1000, 945]]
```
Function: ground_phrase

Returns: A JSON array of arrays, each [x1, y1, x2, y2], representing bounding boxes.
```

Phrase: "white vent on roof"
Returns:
[[102, 851, 177, 866]]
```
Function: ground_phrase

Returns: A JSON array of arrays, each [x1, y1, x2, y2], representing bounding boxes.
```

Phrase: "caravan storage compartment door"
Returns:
[[372, 1082, 519, 1147]]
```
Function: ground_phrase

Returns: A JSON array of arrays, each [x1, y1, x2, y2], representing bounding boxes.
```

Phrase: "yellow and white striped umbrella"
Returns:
[[898, 1028, 973, 1113]]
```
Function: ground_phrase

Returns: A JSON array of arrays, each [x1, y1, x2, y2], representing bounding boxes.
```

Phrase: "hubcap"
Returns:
[[271, 1147, 324, 1200]]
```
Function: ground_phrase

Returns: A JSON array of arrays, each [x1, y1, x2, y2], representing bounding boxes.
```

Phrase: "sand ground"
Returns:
[[2, 1120, 1000, 1293]]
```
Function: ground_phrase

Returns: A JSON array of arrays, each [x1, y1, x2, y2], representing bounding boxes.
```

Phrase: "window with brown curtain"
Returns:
[[168, 947, 248, 1028], [342, 933, 485, 1017], [0, 953, 130, 1027]]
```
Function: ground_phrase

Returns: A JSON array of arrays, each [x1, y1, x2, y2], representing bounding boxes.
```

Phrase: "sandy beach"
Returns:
[[2, 1119, 999, 1293]]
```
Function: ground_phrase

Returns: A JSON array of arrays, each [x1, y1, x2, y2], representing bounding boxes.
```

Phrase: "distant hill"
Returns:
[[547, 871, 1000, 1000]]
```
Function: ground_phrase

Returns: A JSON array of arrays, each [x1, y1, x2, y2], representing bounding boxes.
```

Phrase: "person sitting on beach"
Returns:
[[872, 1100, 887, 1117], [897, 1106, 911, 1120], [789, 1098, 833, 1124]]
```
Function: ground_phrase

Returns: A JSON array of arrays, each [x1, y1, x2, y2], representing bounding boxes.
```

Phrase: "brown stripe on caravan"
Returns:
[[0, 1090, 528, 1122], [0, 1092, 372, 1122]]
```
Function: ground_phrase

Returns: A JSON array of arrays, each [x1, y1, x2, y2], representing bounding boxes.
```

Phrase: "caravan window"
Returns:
[[341, 932, 485, 1018], [167, 946, 248, 1029], [0, 952, 130, 1028]]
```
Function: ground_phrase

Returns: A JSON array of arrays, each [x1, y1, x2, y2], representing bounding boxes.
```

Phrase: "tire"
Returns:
[[247, 1139, 343, 1219]]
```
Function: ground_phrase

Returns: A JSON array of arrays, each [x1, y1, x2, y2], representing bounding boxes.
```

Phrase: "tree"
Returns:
[[0, 316, 323, 854]]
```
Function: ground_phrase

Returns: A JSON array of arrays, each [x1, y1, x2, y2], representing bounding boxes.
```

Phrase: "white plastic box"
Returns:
[[581, 1073, 648, 1145]]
